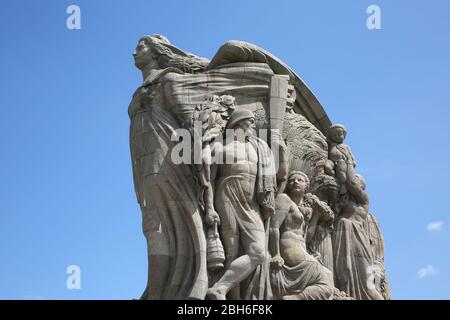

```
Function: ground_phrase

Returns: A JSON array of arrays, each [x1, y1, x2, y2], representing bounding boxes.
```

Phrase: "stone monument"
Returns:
[[128, 34, 391, 300]]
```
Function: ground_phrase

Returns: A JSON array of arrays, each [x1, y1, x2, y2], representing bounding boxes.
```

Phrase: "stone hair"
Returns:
[[139, 35, 208, 73]]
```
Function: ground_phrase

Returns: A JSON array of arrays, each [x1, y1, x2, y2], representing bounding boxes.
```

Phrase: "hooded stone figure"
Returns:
[[333, 174, 385, 300]]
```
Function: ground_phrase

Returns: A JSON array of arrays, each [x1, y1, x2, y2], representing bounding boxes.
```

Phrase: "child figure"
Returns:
[[327, 124, 360, 201]]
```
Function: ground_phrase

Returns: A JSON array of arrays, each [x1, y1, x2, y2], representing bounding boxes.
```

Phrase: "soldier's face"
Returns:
[[288, 174, 307, 193], [133, 40, 153, 70]]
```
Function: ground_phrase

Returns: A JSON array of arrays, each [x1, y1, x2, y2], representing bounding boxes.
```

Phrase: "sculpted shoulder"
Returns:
[[275, 193, 292, 210], [160, 69, 182, 82]]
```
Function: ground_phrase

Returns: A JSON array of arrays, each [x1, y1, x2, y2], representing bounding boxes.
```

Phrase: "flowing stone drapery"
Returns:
[[128, 36, 390, 300], [333, 214, 384, 300], [129, 69, 208, 299]]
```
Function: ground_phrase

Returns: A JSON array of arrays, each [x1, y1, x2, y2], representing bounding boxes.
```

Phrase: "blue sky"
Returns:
[[0, 0, 449, 299]]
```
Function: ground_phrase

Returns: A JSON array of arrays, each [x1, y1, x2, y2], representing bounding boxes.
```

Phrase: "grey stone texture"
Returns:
[[128, 34, 390, 300]]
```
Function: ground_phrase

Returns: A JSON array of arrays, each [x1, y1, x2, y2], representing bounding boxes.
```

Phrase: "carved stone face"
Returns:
[[287, 173, 308, 194], [330, 127, 346, 144], [133, 40, 153, 70]]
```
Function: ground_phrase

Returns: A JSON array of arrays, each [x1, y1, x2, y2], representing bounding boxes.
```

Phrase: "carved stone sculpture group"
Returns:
[[128, 34, 391, 300]]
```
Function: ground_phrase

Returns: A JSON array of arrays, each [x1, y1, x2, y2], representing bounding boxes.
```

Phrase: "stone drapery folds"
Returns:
[[128, 35, 390, 300]]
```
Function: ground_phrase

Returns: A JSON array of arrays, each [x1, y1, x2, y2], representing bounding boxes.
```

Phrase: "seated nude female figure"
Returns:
[[269, 171, 333, 300]]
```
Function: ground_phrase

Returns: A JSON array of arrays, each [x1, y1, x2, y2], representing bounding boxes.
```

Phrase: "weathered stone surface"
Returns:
[[128, 34, 390, 300]]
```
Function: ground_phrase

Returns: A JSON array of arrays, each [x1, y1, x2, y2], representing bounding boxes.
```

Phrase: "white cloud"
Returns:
[[427, 221, 444, 232], [417, 265, 438, 278]]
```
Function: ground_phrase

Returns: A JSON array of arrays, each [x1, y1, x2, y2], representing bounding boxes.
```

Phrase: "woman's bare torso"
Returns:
[[279, 200, 311, 266]]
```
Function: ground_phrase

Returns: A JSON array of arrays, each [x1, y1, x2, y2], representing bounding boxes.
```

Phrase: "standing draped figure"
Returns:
[[129, 35, 209, 299]]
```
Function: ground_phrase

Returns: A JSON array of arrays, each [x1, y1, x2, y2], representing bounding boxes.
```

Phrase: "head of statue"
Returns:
[[328, 124, 347, 144], [226, 109, 255, 133], [133, 34, 208, 73], [286, 171, 310, 195]]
